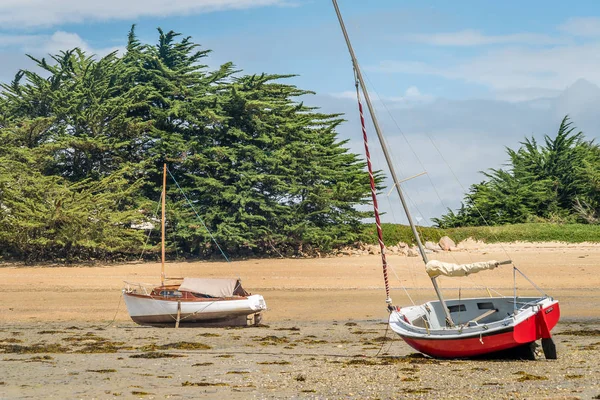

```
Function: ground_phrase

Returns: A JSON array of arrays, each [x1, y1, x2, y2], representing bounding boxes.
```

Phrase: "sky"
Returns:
[[1, 0, 600, 225]]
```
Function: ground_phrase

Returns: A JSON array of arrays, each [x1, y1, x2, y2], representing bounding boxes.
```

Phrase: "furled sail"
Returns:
[[425, 260, 500, 278], [178, 278, 240, 297]]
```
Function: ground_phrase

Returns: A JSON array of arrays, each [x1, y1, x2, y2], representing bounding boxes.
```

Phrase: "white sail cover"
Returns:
[[178, 278, 240, 297], [425, 260, 500, 278]]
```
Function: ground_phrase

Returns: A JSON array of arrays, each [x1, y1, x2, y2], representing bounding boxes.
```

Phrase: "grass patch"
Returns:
[[1, 338, 23, 344], [87, 369, 117, 373], [254, 336, 289, 345], [559, 329, 600, 336], [514, 371, 548, 382], [182, 381, 228, 387], [372, 336, 395, 342], [274, 327, 300, 331], [401, 376, 418, 382], [139, 341, 211, 351], [295, 338, 328, 345], [30, 355, 54, 361], [130, 352, 185, 359], [364, 222, 600, 245], [0, 343, 71, 354], [400, 388, 433, 394], [257, 361, 291, 365]]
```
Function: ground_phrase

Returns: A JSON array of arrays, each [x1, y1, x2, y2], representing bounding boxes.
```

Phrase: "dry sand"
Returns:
[[1, 242, 600, 399]]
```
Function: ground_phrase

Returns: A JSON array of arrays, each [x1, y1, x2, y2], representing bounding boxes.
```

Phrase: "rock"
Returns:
[[425, 241, 441, 252], [388, 245, 399, 254], [367, 245, 379, 255], [397, 242, 408, 249], [438, 236, 456, 251], [407, 248, 419, 257]]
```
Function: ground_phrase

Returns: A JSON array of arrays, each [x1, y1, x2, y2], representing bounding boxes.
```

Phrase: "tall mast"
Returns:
[[161, 163, 166, 287], [332, 0, 454, 325]]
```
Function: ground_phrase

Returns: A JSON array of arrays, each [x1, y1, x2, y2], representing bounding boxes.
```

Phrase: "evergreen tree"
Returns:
[[0, 26, 377, 261], [434, 117, 600, 227]]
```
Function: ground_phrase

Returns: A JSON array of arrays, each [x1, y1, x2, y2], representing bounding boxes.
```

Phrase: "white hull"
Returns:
[[123, 292, 267, 326]]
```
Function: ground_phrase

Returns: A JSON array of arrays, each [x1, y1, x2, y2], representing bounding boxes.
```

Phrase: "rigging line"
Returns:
[[164, 197, 183, 278], [425, 136, 515, 263], [166, 166, 230, 263], [364, 76, 498, 292], [138, 194, 163, 262], [361, 72, 489, 280], [388, 263, 416, 306], [102, 292, 123, 329], [375, 314, 391, 357], [360, 71, 450, 221], [514, 266, 547, 296], [353, 65, 391, 302]]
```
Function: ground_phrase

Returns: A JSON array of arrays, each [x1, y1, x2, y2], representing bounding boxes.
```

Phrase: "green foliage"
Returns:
[[433, 117, 600, 227], [0, 26, 375, 261], [363, 223, 600, 245]]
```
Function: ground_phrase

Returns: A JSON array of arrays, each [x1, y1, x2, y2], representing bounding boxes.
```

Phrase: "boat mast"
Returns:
[[331, 0, 454, 325], [161, 163, 166, 287]]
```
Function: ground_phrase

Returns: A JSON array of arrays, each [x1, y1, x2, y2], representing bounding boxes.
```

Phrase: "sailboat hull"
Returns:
[[123, 292, 267, 327], [390, 297, 559, 358]]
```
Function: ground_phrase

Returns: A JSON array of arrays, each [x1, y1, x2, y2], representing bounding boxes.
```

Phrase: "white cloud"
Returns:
[[559, 17, 600, 37], [42, 32, 92, 53], [330, 86, 434, 107], [370, 42, 600, 100], [0, 31, 122, 57], [0, 0, 287, 28], [402, 30, 567, 46]]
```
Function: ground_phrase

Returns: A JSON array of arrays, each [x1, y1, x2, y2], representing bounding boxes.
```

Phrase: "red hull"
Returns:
[[399, 302, 560, 358]]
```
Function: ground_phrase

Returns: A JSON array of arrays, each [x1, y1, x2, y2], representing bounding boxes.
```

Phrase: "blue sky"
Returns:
[[1, 0, 600, 224]]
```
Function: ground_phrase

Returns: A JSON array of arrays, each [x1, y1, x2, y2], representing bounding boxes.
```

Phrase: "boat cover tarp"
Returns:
[[178, 278, 243, 297], [425, 260, 499, 278]]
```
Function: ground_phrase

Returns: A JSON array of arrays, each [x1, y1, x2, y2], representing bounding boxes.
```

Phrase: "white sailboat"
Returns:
[[123, 164, 267, 327], [332, 0, 559, 359]]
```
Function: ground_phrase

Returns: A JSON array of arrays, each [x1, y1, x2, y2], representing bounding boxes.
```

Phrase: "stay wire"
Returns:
[[361, 69, 508, 293], [166, 166, 230, 263], [138, 194, 163, 262]]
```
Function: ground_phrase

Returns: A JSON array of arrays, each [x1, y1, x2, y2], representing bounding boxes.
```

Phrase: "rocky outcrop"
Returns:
[[438, 236, 457, 251], [425, 241, 441, 252]]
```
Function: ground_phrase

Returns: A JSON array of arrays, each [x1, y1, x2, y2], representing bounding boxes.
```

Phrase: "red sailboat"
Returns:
[[332, 0, 559, 359]]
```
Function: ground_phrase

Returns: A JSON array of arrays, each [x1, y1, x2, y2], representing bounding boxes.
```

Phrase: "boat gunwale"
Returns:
[[390, 296, 557, 340]]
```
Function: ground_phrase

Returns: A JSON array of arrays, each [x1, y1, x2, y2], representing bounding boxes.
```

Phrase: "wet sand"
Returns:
[[1, 242, 600, 398]]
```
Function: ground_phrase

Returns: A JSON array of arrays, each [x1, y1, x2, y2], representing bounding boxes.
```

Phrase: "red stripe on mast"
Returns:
[[355, 79, 391, 302]]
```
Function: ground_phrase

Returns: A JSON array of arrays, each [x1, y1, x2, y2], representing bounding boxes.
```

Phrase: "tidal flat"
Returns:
[[1, 319, 599, 399]]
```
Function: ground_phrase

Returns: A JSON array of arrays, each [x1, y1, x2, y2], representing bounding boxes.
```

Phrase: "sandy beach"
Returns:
[[1, 242, 600, 399]]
